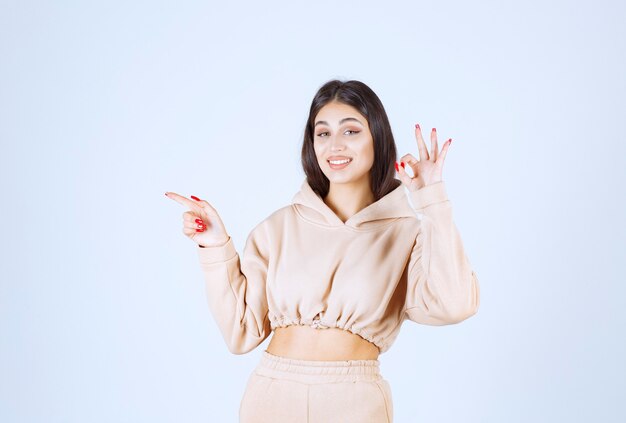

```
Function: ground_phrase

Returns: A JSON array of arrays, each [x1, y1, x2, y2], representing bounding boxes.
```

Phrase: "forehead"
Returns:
[[314, 101, 366, 124]]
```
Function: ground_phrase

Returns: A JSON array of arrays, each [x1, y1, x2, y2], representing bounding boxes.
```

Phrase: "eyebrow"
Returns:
[[314, 117, 363, 127]]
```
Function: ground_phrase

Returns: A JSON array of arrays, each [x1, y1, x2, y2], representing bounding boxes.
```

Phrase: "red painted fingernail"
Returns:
[[432, 127, 436, 132], [394, 162, 399, 172], [401, 162, 405, 168], [191, 195, 201, 201], [415, 123, 420, 129], [195, 219, 203, 224], [196, 228, 204, 232], [449, 138, 452, 144]]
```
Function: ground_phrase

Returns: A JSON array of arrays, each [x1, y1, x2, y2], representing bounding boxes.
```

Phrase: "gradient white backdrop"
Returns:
[[1, 1, 625, 422]]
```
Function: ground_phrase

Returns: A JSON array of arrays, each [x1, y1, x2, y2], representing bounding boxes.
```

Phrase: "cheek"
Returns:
[[313, 142, 323, 158], [358, 140, 375, 165], [313, 144, 327, 165]]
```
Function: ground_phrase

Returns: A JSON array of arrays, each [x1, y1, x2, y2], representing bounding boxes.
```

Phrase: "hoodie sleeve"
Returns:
[[403, 181, 480, 325], [196, 222, 272, 354]]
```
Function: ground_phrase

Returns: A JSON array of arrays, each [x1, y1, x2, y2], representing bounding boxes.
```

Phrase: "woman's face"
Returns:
[[312, 101, 375, 188]]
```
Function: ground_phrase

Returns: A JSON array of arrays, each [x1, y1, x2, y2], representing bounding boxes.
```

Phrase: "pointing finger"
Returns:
[[165, 192, 217, 217], [165, 192, 201, 210]]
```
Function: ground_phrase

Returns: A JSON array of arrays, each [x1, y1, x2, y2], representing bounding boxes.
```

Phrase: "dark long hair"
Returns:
[[301, 79, 400, 201]]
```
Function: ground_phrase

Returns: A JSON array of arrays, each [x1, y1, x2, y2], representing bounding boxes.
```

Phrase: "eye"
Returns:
[[315, 130, 360, 137]]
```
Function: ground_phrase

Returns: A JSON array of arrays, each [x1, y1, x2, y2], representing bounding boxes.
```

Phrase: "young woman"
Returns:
[[165, 79, 480, 422]]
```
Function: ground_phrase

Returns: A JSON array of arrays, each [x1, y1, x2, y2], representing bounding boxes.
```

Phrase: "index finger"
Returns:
[[165, 192, 202, 211]]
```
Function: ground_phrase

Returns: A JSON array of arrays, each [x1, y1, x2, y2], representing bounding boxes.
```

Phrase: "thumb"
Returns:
[[190, 195, 220, 216]]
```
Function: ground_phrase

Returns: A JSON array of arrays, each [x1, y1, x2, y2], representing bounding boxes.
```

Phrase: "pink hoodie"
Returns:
[[197, 178, 480, 354]]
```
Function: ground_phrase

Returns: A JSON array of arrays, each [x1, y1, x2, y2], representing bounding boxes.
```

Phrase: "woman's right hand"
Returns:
[[165, 192, 230, 248]]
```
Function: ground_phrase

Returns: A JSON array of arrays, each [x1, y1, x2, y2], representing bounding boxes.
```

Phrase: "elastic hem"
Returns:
[[255, 350, 383, 384]]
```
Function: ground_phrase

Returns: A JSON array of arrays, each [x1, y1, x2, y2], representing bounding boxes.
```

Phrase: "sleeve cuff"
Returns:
[[408, 181, 448, 210], [197, 236, 237, 264]]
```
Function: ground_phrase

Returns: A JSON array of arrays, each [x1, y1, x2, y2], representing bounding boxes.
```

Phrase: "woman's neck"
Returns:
[[323, 177, 374, 223]]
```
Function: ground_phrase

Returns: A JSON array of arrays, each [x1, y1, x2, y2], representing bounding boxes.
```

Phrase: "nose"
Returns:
[[329, 134, 346, 151]]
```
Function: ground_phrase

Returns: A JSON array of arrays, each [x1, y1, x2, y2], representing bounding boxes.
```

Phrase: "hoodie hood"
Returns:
[[291, 178, 417, 229]]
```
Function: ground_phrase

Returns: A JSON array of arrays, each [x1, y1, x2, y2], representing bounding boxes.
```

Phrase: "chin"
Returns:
[[324, 171, 368, 186]]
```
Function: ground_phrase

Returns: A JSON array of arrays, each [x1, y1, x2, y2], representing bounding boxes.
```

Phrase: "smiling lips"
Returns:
[[327, 156, 353, 169]]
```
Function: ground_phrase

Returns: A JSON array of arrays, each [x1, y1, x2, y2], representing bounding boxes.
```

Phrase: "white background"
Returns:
[[1, 0, 625, 422]]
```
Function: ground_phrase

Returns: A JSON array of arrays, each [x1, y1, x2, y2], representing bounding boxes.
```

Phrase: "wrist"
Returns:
[[198, 236, 230, 248]]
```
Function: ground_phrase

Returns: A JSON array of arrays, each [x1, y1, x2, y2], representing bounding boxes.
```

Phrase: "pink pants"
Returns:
[[239, 350, 393, 423]]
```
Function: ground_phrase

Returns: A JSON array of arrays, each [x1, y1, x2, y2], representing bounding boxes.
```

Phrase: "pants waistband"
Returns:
[[255, 350, 382, 384]]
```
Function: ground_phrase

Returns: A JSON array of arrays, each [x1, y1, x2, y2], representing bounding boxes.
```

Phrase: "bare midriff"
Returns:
[[265, 325, 380, 361]]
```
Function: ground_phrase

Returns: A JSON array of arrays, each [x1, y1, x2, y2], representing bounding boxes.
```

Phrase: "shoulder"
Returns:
[[248, 204, 294, 236]]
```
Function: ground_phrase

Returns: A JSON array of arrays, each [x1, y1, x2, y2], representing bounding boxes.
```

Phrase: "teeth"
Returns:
[[329, 159, 351, 165]]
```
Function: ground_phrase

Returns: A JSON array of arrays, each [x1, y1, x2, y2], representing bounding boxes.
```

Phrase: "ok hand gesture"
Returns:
[[165, 192, 230, 248], [396, 124, 452, 191]]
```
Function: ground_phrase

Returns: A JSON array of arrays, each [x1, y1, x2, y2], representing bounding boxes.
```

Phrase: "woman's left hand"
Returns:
[[396, 124, 451, 191]]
